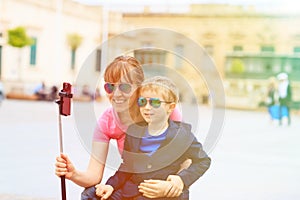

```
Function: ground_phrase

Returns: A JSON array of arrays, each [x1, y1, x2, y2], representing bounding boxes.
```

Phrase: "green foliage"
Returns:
[[231, 59, 245, 74], [7, 26, 33, 48], [67, 33, 83, 50]]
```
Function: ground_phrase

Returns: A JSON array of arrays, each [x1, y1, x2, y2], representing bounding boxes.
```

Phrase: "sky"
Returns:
[[73, 0, 300, 14]]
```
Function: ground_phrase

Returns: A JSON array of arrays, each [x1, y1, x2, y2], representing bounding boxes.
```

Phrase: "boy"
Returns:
[[96, 76, 211, 200]]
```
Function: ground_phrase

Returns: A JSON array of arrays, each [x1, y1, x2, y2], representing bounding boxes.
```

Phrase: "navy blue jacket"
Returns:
[[106, 120, 211, 198]]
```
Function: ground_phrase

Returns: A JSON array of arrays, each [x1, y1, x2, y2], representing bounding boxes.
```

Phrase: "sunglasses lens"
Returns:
[[104, 83, 114, 94], [150, 98, 161, 108], [137, 97, 147, 107], [119, 83, 132, 94]]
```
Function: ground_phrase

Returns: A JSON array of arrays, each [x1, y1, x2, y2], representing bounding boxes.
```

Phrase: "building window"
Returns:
[[233, 46, 243, 51], [71, 50, 76, 70], [30, 37, 37, 65], [174, 44, 184, 68], [134, 49, 167, 76], [293, 46, 300, 54], [142, 42, 152, 48], [134, 49, 166, 65], [260, 45, 274, 53], [95, 49, 101, 72]]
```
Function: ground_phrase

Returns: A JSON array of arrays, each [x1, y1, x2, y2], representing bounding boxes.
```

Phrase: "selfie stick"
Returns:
[[55, 83, 73, 200]]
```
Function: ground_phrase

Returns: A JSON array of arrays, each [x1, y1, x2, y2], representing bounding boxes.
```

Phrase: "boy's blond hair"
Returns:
[[141, 76, 179, 103]]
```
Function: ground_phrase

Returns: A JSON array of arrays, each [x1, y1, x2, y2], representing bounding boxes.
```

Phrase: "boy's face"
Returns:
[[139, 90, 175, 124]]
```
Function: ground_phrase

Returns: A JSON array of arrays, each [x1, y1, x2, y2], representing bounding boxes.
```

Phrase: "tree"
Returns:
[[7, 26, 33, 80], [66, 33, 83, 70], [231, 58, 245, 74]]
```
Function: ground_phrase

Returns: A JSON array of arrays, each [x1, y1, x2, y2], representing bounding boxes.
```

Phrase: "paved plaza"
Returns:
[[0, 99, 299, 200]]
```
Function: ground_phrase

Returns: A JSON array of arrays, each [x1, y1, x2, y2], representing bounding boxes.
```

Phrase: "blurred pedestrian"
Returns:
[[94, 87, 101, 101], [277, 72, 292, 126], [265, 76, 280, 124], [33, 81, 47, 100], [47, 85, 58, 101], [0, 81, 4, 104], [81, 84, 92, 98]]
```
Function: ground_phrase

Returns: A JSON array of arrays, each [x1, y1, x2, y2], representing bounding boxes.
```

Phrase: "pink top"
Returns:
[[93, 107, 182, 153]]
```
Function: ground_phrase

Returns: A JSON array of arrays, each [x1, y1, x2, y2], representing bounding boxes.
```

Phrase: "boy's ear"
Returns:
[[168, 103, 176, 112]]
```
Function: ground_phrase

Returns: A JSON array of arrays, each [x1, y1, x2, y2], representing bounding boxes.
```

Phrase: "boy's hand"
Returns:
[[166, 175, 184, 197], [138, 176, 184, 198], [139, 179, 172, 198], [95, 184, 114, 200]]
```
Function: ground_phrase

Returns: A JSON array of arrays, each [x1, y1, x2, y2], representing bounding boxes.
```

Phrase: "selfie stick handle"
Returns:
[[56, 99, 67, 200], [58, 110, 64, 153], [58, 106, 66, 200], [56, 83, 72, 200]]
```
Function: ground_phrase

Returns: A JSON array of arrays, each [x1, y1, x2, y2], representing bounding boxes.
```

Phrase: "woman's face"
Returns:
[[104, 78, 138, 113]]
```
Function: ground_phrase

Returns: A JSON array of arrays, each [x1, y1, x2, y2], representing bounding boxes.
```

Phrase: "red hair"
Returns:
[[104, 56, 144, 85]]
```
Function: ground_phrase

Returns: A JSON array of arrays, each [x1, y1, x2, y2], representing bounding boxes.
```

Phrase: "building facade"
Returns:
[[0, 1, 299, 107], [120, 4, 300, 107], [0, 0, 103, 93]]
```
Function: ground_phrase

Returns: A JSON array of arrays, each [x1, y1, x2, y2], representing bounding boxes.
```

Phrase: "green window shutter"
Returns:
[[71, 49, 75, 70], [261, 46, 274, 53], [30, 37, 37, 65]]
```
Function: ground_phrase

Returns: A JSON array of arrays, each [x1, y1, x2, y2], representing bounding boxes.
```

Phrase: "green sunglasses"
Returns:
[[137, 97, 172, 108]]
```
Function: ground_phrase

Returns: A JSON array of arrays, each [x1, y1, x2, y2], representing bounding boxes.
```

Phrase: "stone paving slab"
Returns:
[[1, 99, 300, 200]]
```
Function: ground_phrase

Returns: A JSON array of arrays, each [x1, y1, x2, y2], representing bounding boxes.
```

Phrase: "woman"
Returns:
[[265, 76, 279, 123], [55, 56, 184, 199]]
